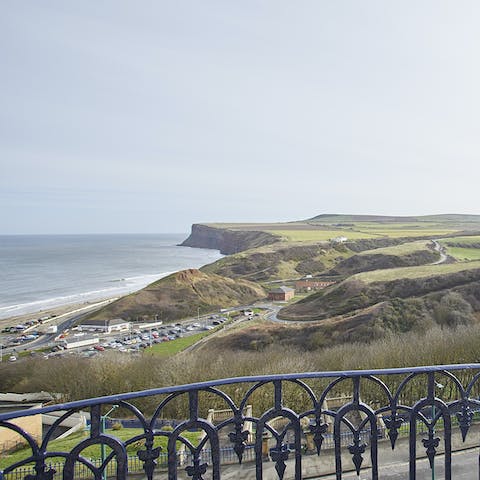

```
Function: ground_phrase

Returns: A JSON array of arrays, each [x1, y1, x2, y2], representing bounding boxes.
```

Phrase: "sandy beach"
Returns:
[[0, 297, 118, 330]]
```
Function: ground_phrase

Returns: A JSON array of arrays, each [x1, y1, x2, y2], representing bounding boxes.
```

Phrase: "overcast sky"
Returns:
[[1, 1, 479, 234]]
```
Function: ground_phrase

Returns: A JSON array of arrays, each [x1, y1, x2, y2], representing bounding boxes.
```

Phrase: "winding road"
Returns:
[[431, 239, 448, 264]]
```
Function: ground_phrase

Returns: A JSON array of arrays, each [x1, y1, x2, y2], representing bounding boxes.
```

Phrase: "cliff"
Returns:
[[180, 224, 280, 254]]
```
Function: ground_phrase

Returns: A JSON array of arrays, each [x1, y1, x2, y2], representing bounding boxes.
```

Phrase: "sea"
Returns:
[[0, 234, 223, 320]]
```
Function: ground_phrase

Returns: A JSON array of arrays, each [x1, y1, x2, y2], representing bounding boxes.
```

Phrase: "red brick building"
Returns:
[[268, 286, 295, 301], [294, 279, 335, 292]]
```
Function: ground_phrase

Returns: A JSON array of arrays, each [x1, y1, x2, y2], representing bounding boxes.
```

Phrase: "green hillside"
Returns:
[[86, 269, 266, 323], [279, 263, 480, 322]]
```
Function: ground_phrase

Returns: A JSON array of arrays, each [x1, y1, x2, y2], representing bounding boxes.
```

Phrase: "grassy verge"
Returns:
[[147, 317, 237, 357], [147, 331, 214, 357], [0, 428, 199, 470]]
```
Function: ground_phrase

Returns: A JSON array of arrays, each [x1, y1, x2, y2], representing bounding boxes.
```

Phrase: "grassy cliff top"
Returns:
[[197, 214, 480, 244], [353, 260, 480, 284]]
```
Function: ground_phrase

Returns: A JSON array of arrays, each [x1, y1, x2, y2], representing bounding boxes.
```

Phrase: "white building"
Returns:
[[78, 318, 131, 334]]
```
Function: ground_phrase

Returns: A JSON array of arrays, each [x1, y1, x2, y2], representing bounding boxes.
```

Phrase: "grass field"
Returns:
[[445, 247, 480, 261], [147, 330, 215, 357], [440, 235, 480, 245], [438, 236, 480, 261], [352, 260, 480, 284], [358, 240, 432, 256], [206, 220, 462, 244], [264, 229, 377, 242], [0, 428, 199, 470], [358, 229, 456, 238], [265, 228, 459, 243]]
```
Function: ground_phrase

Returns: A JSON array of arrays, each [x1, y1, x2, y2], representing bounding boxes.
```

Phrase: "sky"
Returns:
[[1, 1, 480, 234]]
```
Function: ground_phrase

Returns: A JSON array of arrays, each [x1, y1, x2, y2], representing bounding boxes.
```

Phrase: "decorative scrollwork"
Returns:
[[384, 413, 404, 449], [137, 444, 161, 478], [269, 443, 290, 480], [185, 458, 208, 480], [24, 466, 56, 480], [456, 403, 474, 441], [348, 435, 366, 475], [422, 433, 440, 469], [228, 424, 250, 463], [309, 418, 328, 455]]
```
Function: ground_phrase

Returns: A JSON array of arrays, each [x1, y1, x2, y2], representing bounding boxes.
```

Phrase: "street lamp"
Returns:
[[101, 405, 119, 480]]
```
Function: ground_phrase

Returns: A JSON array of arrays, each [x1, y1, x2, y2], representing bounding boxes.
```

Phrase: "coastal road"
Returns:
[[2, 300, 116, 354], [257, 303, 289, 324], [3, 312, 90, 354]]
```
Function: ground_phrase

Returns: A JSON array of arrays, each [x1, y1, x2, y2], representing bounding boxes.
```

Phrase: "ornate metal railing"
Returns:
[[1, 363, 480, 479]]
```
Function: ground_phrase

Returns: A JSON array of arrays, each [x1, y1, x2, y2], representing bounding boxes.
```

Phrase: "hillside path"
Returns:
[[431, 239, 448, 264]]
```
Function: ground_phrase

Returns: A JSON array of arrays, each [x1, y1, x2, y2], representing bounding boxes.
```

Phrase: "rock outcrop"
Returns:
[[180, 224, 280, 254]]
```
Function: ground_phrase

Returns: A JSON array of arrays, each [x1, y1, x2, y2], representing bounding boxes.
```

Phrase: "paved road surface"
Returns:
[[321, 447, 479, 479]]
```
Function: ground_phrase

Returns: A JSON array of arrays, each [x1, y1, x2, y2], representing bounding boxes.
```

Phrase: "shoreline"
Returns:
[[0, 235, 224, 328], [0, 297, 119, 329]]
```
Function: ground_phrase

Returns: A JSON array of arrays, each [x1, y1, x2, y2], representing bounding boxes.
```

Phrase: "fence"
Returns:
[[1, 446, 257, 480], [2, 364, 480, 479]]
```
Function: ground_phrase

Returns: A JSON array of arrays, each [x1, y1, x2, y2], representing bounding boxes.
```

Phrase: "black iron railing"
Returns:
[[1, 364, 480, 479]]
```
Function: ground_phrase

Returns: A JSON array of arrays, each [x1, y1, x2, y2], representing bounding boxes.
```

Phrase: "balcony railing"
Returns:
[[1, 363, 480, 479]]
